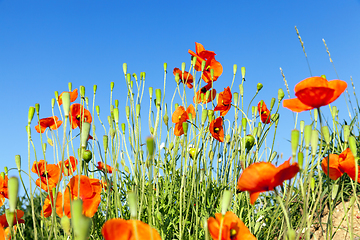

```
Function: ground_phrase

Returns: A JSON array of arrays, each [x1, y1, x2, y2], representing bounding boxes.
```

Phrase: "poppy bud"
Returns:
[[81, 122, 91, 148], [35, 103, 40, 114], [311, 130, 318, 157], [278, 88, 285, 102], [136, 104, 140, 118], [245, 135, 255, 153], [113, 108, 120, 124], [175, 72, 180, 84], [181, 62, 186, 74], [121, 123, 125, 134], [149, 87, 153, 99], [209, 150, 214, 160], [182, 122, 189, 136], [304, 125, 312, 149], [321, 75, 326, 79], [241, 67, 246, 80], [233, 64, 237, 75], [287, 229, 296, 240], [115, 99, 119, 108], [124, 166, 130, 174], [123, 63, 127, 75], [201, 61, 206, 72], [208, 110, 214, 122], [331, 184, 339, 200], [210, 68, 214, 81], [62, 92, 70, 117], [270, 98, 276, 110], [110, 127, 115, 140], [126, 73, 131, 85], [3, 167, 7, 175], [155, 89, 161, 107], [189, 148, 196, 159], [54, 91, 59, 100], [125, 106, 130, 119], [313, 108, 318, 122], [15, 155, 21, 171], [80, 85, 85, 98], [242, 118, 247, 131], [43, 142, 48, 152], [150, 127, 154, 135], [256, 83, 263, 91], [321, 126, 330, 145], [343, 125, 350, 144], [169, 142, 174, 151], [95, 106, 100, 116], [61, 216, 71, 235], [221, 190, 232, 215], [291, 130, 299, 158], [349, 136, 357, 157], [225, 135, 231, 144], [298, 151, 303, 170], [51, 98, 55, 108], [140, 71, 146, 81], [8, 177, 18, 212], [146, 136, 155, 158], [92, 84, 97, 94], [331, 106, 338, 119], [72, 200, 91, 240], [103, 135, 108, 153], [188, 113, 193, 121], [233, 92, 238, 107], [191, 57, 197, 67], [300, 121, 305, 133], [28, 106, 35, 125], [133, 73, 138, 82], [127, 191, 137, 218], [85, 97, 89, 106], [67, 82, 72, 91], [201, 110, 208, 126], [270, 151, 277, 162], [163, 114, 169, 127], [83, 150, 92, 163]]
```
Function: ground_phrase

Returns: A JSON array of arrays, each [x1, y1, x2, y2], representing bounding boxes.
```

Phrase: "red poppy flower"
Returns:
[[173, 68, 194, 89], [321, 148, 360, 182], [214, 87, 232, 117], [102, 218, 162, 240], [283, 76, 347, 112], [42, 192, 62, 218], [208, 211, 256, 240], [193, 83, 217, 104], [31, 160, 61, 192], [58, 156, 78, 176], [97, 162, 114, 174], [171, 105, 195, 136], [209, 117, 224, 142], [188, 42, 223, 83], [0, 175, 8, 207], [237, 158, 299, 204], [56, 175, 101, 218], [58, 88, 78, 106], [0, 210, 25, 228], [69, 103, 92, 129], [257, 101, 271, 124], [35, 116, 63, 133]]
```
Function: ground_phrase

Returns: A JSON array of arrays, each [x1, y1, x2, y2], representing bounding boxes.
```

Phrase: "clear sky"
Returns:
[[1, 0, 359, 192]]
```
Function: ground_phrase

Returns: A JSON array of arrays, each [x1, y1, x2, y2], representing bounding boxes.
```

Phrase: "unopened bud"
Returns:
[[123, 63, 127, 75], [257, 83, 263, 91], [278, 88, 285, 101], [28, 107, 35, 124], [241, 67, 246, 80], [233, 64, 237, 75], [149, 87, 153, 99], [15, 155, 21, 171]]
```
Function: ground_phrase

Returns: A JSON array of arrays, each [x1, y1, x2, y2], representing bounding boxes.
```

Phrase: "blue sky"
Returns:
[[0, 0, 359, 193]]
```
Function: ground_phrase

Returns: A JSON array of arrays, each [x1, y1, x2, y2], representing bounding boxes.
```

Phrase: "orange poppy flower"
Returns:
[[188, 42, 223, 83], [283, 76, 347, 112], [31, 160, 61, 192], [42, 192, 62, 218], [321, 148, 360, 182], [58, 88, 78, 106], [193, 83, 217, 104], [173, 68, 194, 89], [69, 103, 92, 129], [102, 218, 162, 240], [257, 101, 271, 124], [0, 175, 8, 207], [214, 87, 232, 117], [35, 116, 63, 133], [97, 162, 114, 174], [171, 104, 195, 136], [0, 210, 25, 228], [237, 158, 299, 204], [208, 211, 256, 240], [209, 117, 224, 142], [58, 156, 78, 176], [56, 175, 101, 218]]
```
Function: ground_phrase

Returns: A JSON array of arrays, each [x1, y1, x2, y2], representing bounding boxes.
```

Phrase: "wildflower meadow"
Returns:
[[1, 35, 359, 240]]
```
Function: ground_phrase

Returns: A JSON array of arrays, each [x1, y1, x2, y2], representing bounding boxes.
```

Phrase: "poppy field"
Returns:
[[1, 40, 360, 240]]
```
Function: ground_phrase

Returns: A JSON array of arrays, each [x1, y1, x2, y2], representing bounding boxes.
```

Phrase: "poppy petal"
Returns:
[[328, 80, 348, 103], [321, 154, 343, 180], [282, 98, 313, 112]]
